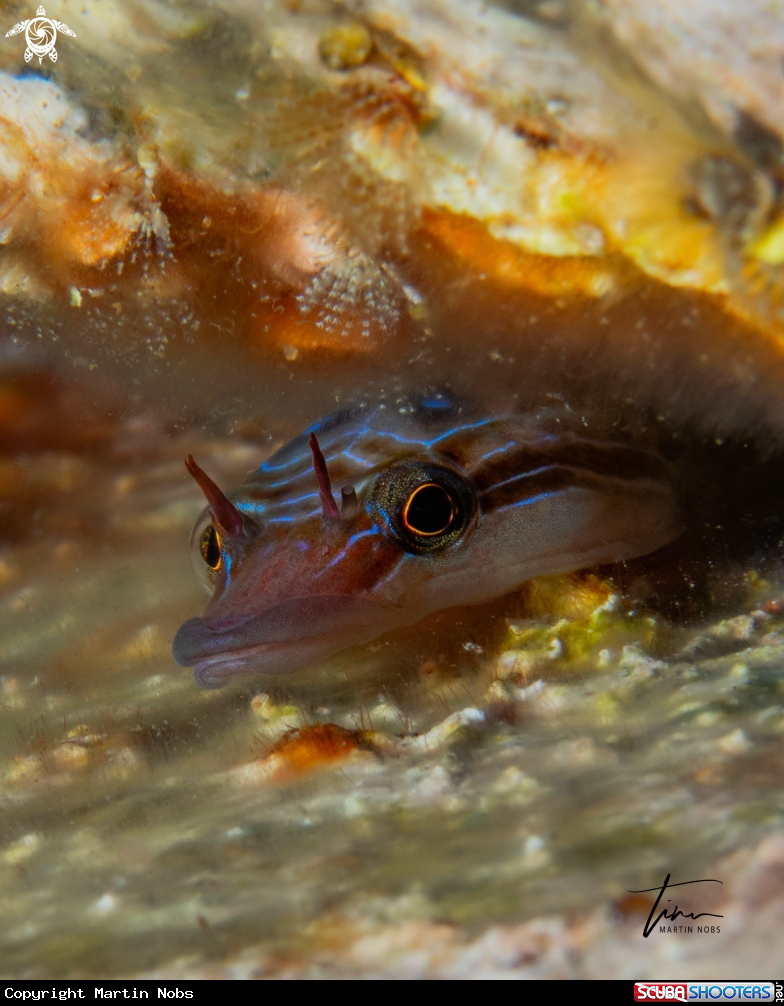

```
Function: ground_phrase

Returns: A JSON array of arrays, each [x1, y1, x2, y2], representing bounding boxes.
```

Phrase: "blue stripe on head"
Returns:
[[253, 403, 500, 500], [305, 407, 365, 437], [492, 489, 563, 514], [321, 527, 378, 572], [265, 509, 322, 524], [473, 440, 518, 464], [419, 395, 454, 411]]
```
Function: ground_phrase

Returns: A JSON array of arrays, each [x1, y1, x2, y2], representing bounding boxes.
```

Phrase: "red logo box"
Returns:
[[635, 984, 688, 1002]]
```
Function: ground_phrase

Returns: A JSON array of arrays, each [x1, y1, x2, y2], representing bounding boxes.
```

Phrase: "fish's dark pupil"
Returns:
[[403, 483, 455, 536], [200, 525, 221, 569]]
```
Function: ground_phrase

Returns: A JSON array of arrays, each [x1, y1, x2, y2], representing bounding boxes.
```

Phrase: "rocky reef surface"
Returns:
[[1, 0, 784, 978]]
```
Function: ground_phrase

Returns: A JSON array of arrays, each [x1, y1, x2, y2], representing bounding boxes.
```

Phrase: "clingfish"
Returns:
[[172, 399, 680, 688]]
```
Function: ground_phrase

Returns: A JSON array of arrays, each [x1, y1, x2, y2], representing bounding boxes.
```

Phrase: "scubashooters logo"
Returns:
[[634, 983, 778, 1002], [5, 6, 76, 64]]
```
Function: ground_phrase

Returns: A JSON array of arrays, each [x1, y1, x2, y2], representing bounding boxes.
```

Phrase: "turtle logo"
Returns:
[[5, 6, 76, 64]]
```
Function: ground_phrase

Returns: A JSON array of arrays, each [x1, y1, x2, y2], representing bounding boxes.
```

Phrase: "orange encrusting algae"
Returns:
[[419, 208, 621, 300], [235, 724, 374, 784]]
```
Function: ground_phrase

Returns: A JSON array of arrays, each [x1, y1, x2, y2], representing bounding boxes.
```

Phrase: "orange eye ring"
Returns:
[[402, 482, 455, 536], [200, 524, 222, 569], [367, 458, 476, 554]]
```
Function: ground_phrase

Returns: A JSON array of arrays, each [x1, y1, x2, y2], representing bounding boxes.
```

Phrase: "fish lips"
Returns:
[[172, 594, 407, 688]]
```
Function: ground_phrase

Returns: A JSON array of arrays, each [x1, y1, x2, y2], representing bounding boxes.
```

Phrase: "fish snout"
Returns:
[[172, 594, 409, 683], [172, 616, 238, 667]]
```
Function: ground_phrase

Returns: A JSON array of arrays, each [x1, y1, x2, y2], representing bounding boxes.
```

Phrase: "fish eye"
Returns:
[[403, 483, 455, 536], [367, 459, 477, 553], [190, 507, 224, 594], [200, 525, 221, 569]]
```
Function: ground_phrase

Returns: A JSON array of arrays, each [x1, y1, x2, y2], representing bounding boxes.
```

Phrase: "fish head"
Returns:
[[173, 400, 681, 687]]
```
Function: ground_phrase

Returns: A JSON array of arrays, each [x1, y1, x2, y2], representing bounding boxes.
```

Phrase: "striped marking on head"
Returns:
[[466, 438, 671, 514], [240, 408, 669, 531]]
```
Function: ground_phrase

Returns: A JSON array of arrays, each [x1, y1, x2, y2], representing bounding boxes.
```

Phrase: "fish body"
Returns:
[[173, 398, 680, 687]]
